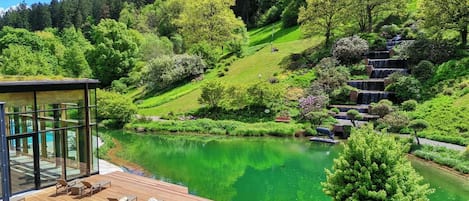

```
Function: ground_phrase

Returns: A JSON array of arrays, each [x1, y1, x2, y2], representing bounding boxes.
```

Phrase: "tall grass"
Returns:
[[413, 145, 469, 174]]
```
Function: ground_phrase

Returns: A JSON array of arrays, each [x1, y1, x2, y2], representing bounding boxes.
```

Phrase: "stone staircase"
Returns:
[[331, 37, 408, 126]]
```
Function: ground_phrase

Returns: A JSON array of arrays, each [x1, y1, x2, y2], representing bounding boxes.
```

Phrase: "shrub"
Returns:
[[247, 81, 285, 110], [332, 36, 369, 65], [199, 80, 226, 108], [412, 60, 435, 82], [330, 85, 354, 104], [299, 95, 329, 118], [315, 66, 350, 94], [378, 111, 410, 133], [143, 54, 206, 90], [370, 99, 394, 117], [97, 89, 137, 129], [189, 41, 221, 68], [330, 108, 340, 114], [349, 64, 366, 76], [399, 38, 457, 65], [432, 58, 469, 84], [346, 109, 362, 127], [401, 99, 417, 111], [323, 127, 432, 200], [385, 76, 422, 101], [380, 24, 400, 39], [358, 33, 386, 50], [306, 110, 330, 125]]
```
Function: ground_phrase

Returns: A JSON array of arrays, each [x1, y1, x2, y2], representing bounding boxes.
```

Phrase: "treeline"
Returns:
[[0, 0, 306, 32], [0, 0, 251, 90]]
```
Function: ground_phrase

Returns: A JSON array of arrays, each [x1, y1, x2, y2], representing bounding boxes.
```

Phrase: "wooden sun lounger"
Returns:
[[81, 180, 112, 196], [56, 179, 77, 195]]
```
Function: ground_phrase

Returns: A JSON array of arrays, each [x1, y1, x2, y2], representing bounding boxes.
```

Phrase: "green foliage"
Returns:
[[247, 21, 302, 47], [332, 36, 369, 65], [176, 0, 245, 48], [143, 54, 206, 91], [87, 19, 140, 86], [346, 109, 362, 127], [257, 6, 282, 27], [380, 24, 400, 39], [189, 41, 221, 68], [370, 99, 394, 118], [431, 58, 469, 85], [412, 60, 435, 82], [247, 81, 285, 110], [0, 44, 55, 76], [323, 127, 433, 200], [127, 118, 303, 137], [330, 107, 340, 114], [378, 111, 410, 133], [313, 65, 350, 95], [410, 91, 469, 145], [281, 0, 302, 28], [413, 145, 469, 174], [385, 75, 422, 101], [139, 34, 174, 62], [298, 0, 346, 45], [97, 89, 138, 129], [199, 80, 226, 108], [358, 33, 386, 51], [398, 39, 457, 65], [420, 0, 468, 46], [401, 99, 418, 111]]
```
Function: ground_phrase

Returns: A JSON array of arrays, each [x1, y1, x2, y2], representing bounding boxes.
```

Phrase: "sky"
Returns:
[[0, 0, 50, 10]]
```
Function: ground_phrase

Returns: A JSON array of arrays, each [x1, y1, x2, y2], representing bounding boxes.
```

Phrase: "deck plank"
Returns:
[[24, 172, 211, 201]]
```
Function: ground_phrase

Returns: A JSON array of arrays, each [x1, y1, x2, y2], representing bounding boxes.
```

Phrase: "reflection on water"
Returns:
[[110, 131, 469, 201], [411, 159, 469, 201]]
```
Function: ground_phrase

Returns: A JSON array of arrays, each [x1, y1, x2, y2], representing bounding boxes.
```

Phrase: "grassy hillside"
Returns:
[[138, 37, 322, 116], [411, 80, 469, 145]]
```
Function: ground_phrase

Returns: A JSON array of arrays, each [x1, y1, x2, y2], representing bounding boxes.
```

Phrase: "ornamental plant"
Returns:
[[323, 127, 433, 200], [299, 95, 329, 118], [332, 36, 369, 65]]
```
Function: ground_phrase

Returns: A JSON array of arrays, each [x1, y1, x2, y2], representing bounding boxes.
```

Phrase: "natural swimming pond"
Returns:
[[107, 131, 469, 201]]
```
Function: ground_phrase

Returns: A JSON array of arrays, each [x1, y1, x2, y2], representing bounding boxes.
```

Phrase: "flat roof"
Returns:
[[0, 79, 100, 93]]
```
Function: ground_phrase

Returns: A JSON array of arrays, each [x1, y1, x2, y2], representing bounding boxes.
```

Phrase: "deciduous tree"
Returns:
[[420, 0, 468, 46], [298, 0, 346, 45], [175, 0, 245, 48]]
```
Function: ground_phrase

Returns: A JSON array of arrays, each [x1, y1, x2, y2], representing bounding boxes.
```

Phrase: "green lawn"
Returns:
[[138, 37, 323, 116], [248, 22, 302, 46]]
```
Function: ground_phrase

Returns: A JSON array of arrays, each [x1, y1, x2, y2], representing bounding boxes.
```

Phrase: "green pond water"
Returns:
[[109, 131, 469, 201]]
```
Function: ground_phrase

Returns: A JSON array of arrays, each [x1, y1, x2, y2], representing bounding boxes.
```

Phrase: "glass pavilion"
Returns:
[[0, 79, 99, 198]]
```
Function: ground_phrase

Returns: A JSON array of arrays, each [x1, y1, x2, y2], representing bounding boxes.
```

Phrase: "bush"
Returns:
[[370, 99, 394, 117], [358, 33, 386, 50], [401, 99, 417, 111], [299, 95, 329, 118], [97, 89, 138, 129], [189, 41, 221, 68], [314, 66, 350, 95], [199, 80, 226, 108], [385, 75, 422, 101], [413, 145, 469, 174], [432, 58, 469, 84], [332, 36, 369, 65], [380, 24, 400, 39], [143, 54, 206, 90], [329, 85, 354, 104], [378, 111, 410, 133], [399, 38, 457, 65], [412, 60, 435, 82]]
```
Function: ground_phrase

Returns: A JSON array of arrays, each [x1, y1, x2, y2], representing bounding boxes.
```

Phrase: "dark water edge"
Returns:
[[109, 131, 469, 201]]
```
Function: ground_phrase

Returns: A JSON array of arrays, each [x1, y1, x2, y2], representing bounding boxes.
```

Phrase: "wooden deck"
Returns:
[[24, 172, 211, 201]]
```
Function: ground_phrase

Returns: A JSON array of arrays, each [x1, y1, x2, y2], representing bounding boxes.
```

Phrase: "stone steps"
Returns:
[[334, 112, 380, 121], [329, 104, 370, 113]]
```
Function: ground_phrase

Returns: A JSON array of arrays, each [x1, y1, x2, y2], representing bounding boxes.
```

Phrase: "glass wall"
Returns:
[[0, 85, 98, 196]]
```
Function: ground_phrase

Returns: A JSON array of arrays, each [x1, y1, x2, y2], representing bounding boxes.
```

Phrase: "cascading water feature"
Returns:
[[368, 59, 408, 68], [357, 91, 395, 104], [347, 79, 385, 91], [370, 68, 408, 78], [366, 51, 390, 59]]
